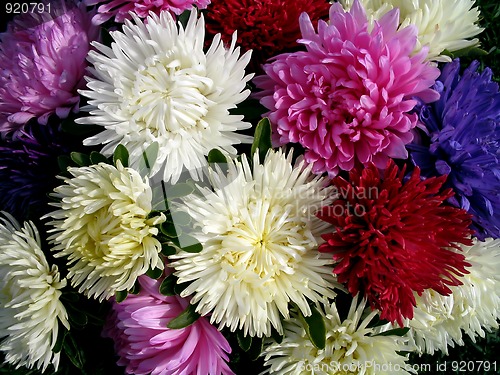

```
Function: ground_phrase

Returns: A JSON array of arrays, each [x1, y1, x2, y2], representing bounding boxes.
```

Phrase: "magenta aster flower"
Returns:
[[84, 0, 211, 23], [254, 0, 440, 176], [0, 0, 99, 135], [103, 275, 234, 375]]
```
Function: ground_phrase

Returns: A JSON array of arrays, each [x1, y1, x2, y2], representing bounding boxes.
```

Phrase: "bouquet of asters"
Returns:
[[0, 0, 499, 374]]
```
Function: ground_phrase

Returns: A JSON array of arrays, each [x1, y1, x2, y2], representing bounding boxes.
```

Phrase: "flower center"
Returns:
[[126, 51, 214, 134], [215, 201, 311, 281]]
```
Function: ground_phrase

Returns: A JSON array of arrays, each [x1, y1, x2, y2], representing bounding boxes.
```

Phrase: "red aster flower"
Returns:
[[204, 0, 331, 72], [317, 161, 474, 326]]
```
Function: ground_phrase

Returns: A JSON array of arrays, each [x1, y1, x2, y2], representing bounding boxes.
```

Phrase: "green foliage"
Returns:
[[251, 118, 273, 161], [207, 149, 228, 164], [112, 144, 129, 167], [138, 142, 159, 173], [159, 274, 178, 296], [236, 331, 253, 352], [463, 0, 500, 79], [298, 306, 327, 350], [167, 303, 201, 329], [146, 267, 163, 279]]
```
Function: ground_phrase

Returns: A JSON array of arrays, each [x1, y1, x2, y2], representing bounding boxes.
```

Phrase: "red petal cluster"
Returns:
[[318, 161, 474, 325], [204, 0, 330, 72]]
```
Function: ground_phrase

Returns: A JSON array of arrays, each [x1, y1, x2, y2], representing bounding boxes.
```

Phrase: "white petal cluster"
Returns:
[[0, 213, 69, 372], [78, 9, 253, 183], [46, 161, 165, 301], [169, 149, 339, 337], [262, 296, 412, 375], [405, 238, 500, 355], [340, 0, 483, 61]]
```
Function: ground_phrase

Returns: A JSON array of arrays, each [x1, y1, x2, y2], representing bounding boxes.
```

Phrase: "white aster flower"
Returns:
[[262, 296, 412, 375], [340, 0, 483, 61], [0, 213, 69, 372], [169, 149, 339, 337], [45, 161, 166, 301], [78, 8, 253, 183], [398, 238, 500, 355]]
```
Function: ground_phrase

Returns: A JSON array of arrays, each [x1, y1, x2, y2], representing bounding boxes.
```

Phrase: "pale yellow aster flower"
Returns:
[[340, 0, 483, 61], [262, 296, 413, 375], [169, 149, 340, 337], [403, 238, 500, 355], [0, 213, 69, 372], [46, 161, 166, 301]]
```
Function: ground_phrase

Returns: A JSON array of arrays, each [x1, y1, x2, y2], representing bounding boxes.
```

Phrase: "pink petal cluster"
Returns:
[[254, 0, 440, 176], [103, 275, 234, 375], [0, 0, 99, 135], [84, 0, 211, 23]]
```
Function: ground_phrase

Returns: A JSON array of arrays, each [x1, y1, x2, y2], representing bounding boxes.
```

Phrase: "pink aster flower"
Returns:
[[103, 275, 234, 375], [254, 0, 440, 176], [0, 0, 99, 135], [84, 0, 211, 23]]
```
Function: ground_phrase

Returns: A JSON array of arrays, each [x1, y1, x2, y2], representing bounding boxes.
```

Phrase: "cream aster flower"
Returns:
[[340, 0, 483, 61], [0, 213, 69, 372], [262, 296, 412, 375], [45, 161, 166, 301], [169, 149, 339, 337], [78, 9, 253, 183], [399, 238, 500, 355]]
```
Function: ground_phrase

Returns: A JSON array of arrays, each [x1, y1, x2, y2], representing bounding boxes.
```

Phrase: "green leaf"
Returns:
[[251, 118, 273, 161], [115, 290, 128, 303], [57, 155, 75, 173], [90, 151, 110, 165], [113, 144, 129, 167], [237, 331, 252, 352], [160, 222, 178, 238], [177, 9, 191, 28], [180, 241, 202, 253], [52, 325, 68, 354], [298, 306, 326, 350], [167, 303, 201, 329], [139, 142, 159, 173], [70, 152, 91, 167], [165, 183, 195, 199], [375, 327, 410, 337], [159, 274, 178, 296], [366, 314, 390, 329], [60, 291, 80, 303], [146, 267, 163, 279], [443, 46, 489, 58], [174, 281, 189, 295], [63, 334, 85, 369], [247, 336, 264, 361], [170, 210, 191, 226], [68, 307, 88, 327], [161, 243, 177, 256], [271, 326, 284, 344], [207, 149, 228, 164], [173, 234, 203, 253], [146, 210, 163, 220], [130, 281, 141, 295]]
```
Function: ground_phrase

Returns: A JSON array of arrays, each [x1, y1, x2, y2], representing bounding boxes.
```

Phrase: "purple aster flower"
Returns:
[[0, 122, 84, 220], [408, 59, 500, 240], [0, 0, 99, 135]]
